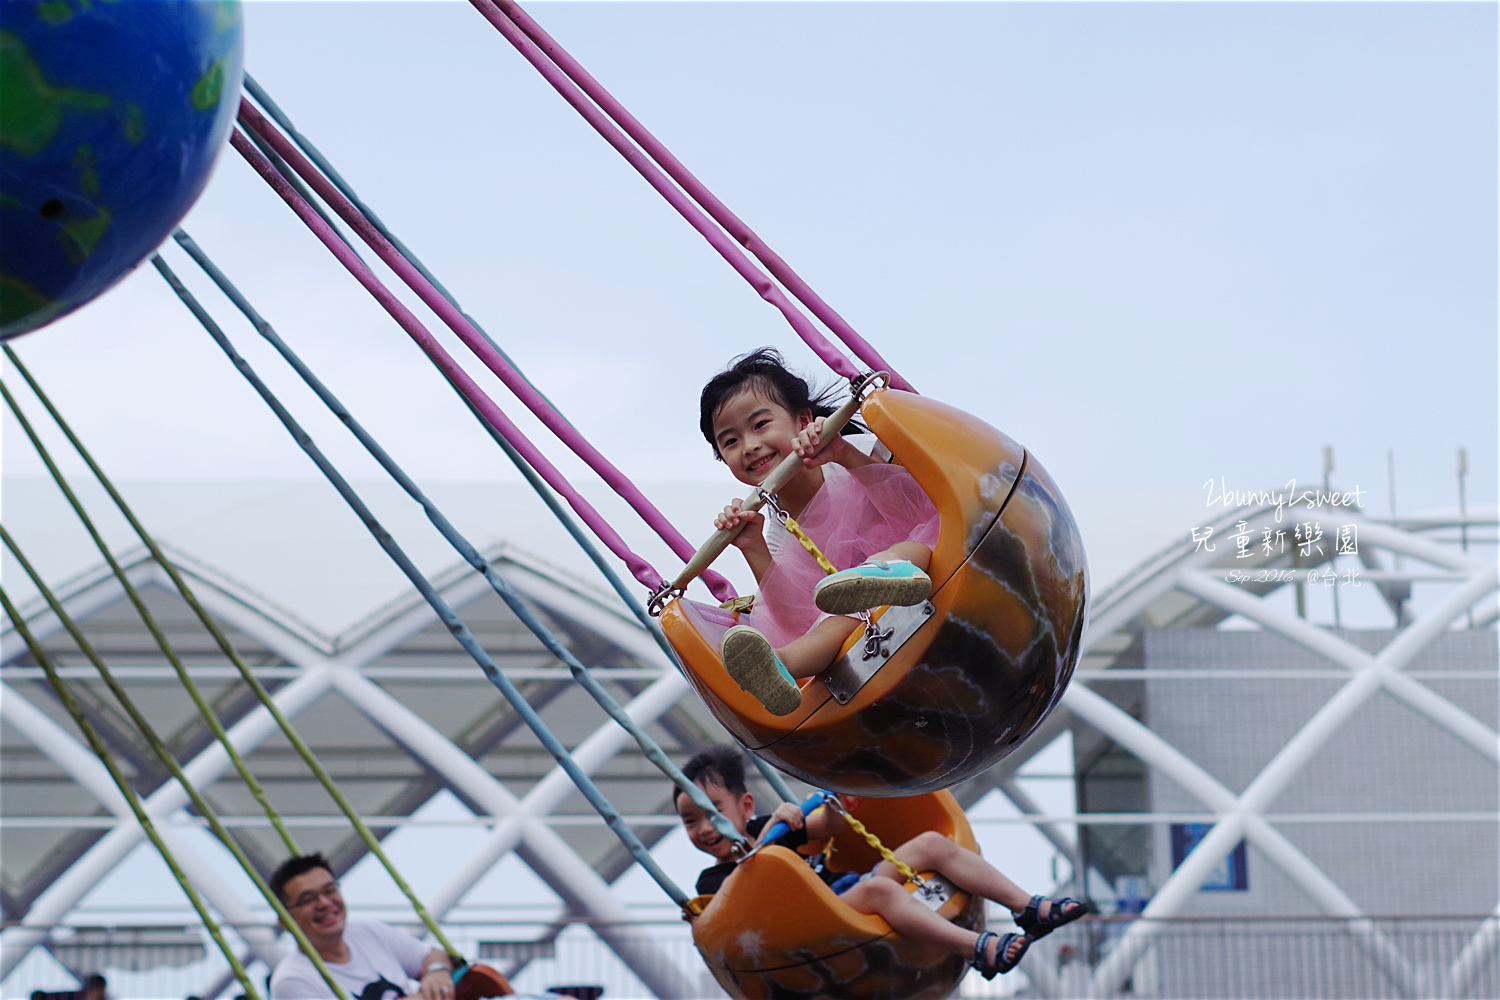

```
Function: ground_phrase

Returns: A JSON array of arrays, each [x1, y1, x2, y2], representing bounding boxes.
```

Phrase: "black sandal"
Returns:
[[1015, 895, 1089, 939], [970, 929, 1029, 980]]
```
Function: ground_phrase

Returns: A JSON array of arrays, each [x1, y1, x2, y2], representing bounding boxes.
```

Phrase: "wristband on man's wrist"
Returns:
[[423, 961, 452, 977]]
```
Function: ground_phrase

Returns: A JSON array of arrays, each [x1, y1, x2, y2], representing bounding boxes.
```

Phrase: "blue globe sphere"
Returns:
[[0, 0, 244, 339]]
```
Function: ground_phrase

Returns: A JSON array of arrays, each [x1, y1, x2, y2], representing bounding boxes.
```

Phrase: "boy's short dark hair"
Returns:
[[269, 852, 335, 904], [674, 745, 748, 805]]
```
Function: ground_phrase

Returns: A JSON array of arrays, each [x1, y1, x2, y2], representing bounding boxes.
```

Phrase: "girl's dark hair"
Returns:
[[674, 745, 748, 805], [699, 348, 864, 459]]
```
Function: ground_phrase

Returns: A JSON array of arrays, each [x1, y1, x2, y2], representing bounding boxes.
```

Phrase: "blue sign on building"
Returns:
[[1170, 823, 1249, 891]]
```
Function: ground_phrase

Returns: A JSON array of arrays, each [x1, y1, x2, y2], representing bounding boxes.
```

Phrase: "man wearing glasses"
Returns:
[[268, 853, 454, 1000]]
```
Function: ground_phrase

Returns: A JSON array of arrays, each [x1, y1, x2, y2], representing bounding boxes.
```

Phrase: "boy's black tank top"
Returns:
[[695, 815, 850, 895]]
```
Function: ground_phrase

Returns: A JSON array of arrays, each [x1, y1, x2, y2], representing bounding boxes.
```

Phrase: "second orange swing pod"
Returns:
[[690, 791, 985, 1000]]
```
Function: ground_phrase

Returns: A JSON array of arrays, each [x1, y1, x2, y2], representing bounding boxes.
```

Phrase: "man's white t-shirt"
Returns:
[[270, 919, 430, 1000]]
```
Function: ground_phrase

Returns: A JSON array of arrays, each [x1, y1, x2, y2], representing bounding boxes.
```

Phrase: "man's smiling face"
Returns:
[[281, 866, 346, 949]]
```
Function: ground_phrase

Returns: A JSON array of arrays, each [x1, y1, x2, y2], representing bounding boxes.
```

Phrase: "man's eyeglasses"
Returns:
[[287, 882, 341, 910]]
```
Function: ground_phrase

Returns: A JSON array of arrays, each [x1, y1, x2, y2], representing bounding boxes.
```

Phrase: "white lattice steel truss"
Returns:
[[1, 548, 708, 998], [1, 503, 1495, 999], [1054, 505, 1499, 1000]]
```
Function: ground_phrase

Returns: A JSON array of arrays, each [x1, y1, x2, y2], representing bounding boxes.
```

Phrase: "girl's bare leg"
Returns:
[[776, 615, 862, 679], [784, 544, 934, 678], [867, 541, 931, 572], [840, 878, 1025, 964]]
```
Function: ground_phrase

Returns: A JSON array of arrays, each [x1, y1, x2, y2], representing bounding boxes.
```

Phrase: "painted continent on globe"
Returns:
[[0, 0, 244, 339]]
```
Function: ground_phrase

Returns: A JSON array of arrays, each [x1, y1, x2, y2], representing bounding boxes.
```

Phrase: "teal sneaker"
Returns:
[[721, 625, 802, 716], [813, 559, 932, 615]]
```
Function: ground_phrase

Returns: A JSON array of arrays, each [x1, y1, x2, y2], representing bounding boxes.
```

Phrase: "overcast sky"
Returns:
[[3, 1, 1494, 529]]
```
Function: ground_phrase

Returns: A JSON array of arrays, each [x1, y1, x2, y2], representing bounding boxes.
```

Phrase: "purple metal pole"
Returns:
[[464, 0, 876, 388], [486, 0, 916, 394], [228, 127, 701, 599], [236, 101, 735, 601]]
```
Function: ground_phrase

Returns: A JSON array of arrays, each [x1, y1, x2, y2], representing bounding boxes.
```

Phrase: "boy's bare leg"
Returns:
[[874, 832, 1034, 913], [840, 878, 1024, 965], [776, 615, 862, 679]]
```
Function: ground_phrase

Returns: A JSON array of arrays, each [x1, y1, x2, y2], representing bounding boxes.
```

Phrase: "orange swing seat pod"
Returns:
[[690, 791, 985, 1000], [660, 387, 1088, 796]]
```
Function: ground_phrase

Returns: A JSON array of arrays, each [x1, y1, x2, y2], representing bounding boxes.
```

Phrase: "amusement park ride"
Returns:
[[0, 3, 1089, 997]]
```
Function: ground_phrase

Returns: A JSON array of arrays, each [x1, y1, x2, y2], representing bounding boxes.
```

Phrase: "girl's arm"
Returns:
[[715, 501, 773, 582]]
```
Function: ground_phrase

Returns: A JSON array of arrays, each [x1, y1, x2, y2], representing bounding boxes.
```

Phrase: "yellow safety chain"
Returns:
[[819, 831, 837, 868], [760, 490, 839, 576], [782, 513, 839, 576], [827, 798, 926, 889]]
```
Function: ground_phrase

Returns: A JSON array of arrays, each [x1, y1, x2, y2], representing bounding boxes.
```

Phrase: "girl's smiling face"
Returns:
[[711, 385, 812, 488]]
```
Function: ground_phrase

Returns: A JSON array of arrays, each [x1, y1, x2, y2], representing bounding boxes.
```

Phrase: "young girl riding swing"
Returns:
[[701, 349, 940, 715]]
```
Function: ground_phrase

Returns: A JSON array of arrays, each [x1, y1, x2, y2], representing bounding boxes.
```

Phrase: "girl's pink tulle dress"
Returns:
[[750, 461, 940, 649]]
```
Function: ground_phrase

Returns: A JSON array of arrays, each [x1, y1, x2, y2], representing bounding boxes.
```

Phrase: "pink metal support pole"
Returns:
[[229, 127, 714, 599], [465, 0, 881, 388], [236, 101, 735, 601], [486, 0, 916, 393]]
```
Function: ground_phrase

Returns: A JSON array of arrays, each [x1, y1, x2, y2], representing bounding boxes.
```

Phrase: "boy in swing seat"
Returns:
[[674, 746, 1088, 979]]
